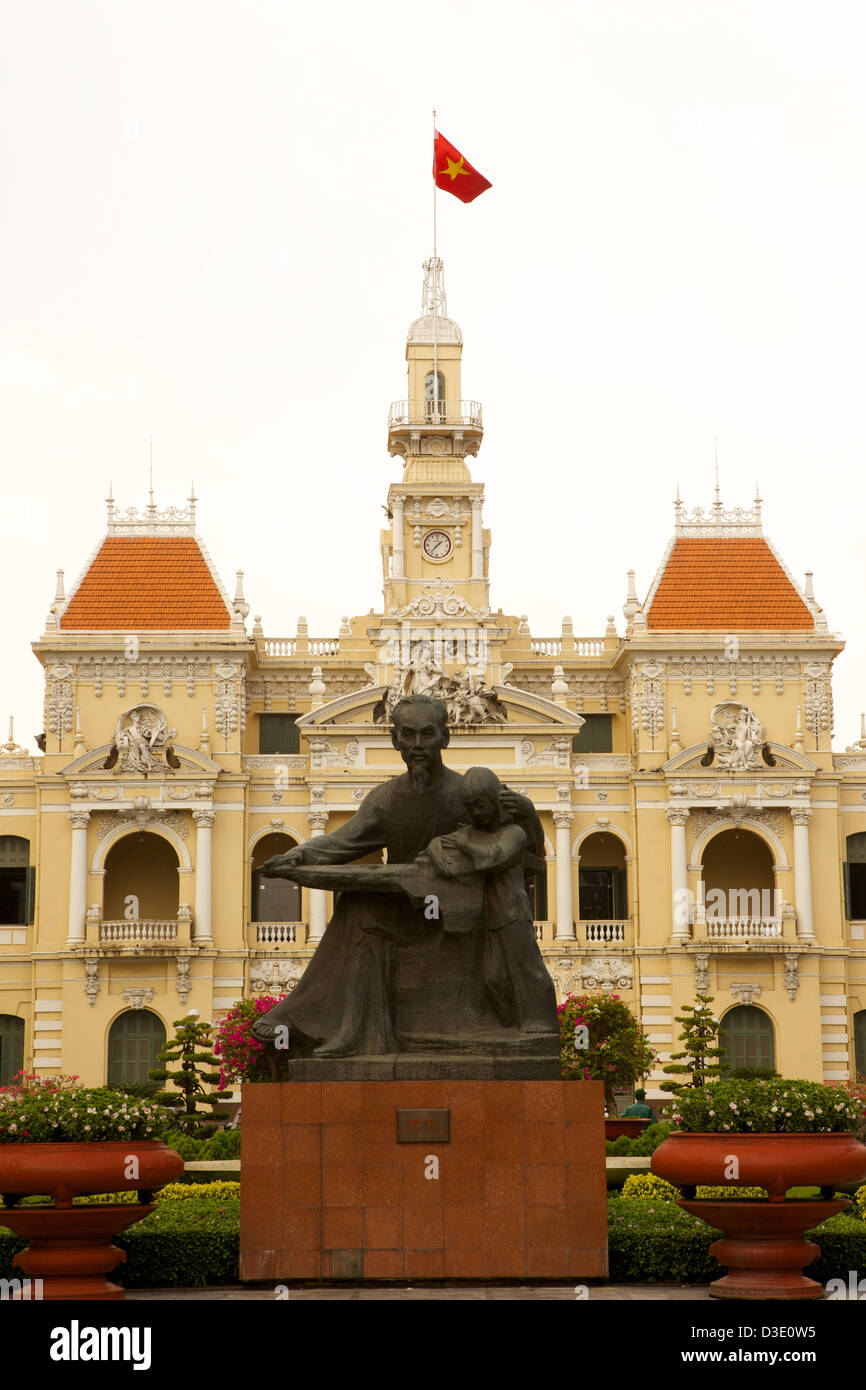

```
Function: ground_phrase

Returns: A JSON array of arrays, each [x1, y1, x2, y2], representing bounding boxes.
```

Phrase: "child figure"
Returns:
[[422, 766, 557, 1034]]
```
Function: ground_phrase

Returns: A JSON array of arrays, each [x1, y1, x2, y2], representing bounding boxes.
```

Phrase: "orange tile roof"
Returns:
[[646, 537, 814, 630], [60, 537, 232, 630]]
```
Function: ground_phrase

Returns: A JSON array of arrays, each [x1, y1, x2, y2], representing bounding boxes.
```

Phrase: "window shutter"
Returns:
[[24, 866, 35, 925], [843, 863, 852, 921], [613, 866, 628, 919]]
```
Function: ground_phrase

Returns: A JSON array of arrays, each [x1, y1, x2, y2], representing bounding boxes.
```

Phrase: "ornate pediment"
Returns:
[[61, 743, 222, 779], [296, 683, 582, 732], [663, 740, 817, 777]]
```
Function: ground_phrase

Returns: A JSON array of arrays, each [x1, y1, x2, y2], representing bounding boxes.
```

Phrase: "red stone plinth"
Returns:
[[239, 1080, 607, 1282]]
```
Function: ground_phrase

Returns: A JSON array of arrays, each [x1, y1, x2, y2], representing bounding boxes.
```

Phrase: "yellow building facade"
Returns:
[[2, 257, 866, 1098]]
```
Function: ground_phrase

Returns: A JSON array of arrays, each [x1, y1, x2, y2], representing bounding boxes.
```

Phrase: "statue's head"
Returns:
[[391, 694, 450, 776], [460, 765, 504, 830]]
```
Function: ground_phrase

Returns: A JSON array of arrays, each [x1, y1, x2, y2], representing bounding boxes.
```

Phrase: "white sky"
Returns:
[[2, 1, 864, 753]]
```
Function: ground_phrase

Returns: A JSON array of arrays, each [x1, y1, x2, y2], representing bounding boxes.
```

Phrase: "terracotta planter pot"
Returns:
[[652, 1131, 866, 1199], [0, 1204, 154, 1300], [679, 1197, 850, 1300], [605, 1118, 650, 1141], [0, 1140, 184, 1208]]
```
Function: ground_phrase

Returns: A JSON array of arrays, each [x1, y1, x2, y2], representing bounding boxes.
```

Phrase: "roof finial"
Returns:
[[421, 256, 446, 318], [713, 440, 722, 520], [673, 482, 683, 526], [147, 437, 156, 518], [106, 482, 115, 526]]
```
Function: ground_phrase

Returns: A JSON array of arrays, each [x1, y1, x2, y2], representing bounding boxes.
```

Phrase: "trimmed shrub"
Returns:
[[621, 1173, 680, 1201], [605, 1121, 671, 1157]]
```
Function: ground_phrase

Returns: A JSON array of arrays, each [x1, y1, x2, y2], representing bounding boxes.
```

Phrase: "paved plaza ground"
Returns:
[[127, 1283, 712, 1300]]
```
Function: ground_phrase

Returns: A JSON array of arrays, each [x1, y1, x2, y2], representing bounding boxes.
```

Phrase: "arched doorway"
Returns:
[[0, 1014, 25, 1086], [107, 1010, 166, 1087], [103, 832, 180, 921], [252, 833, 301, 923], [578, 831, 627, 921], [853, 1010, 866, 1081], [720, 1005, 776, 1074], [702, 829, 776, 924]]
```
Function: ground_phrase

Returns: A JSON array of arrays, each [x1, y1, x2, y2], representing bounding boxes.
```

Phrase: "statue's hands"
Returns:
[[260, 847, 304, 877], [498, 786, 527, 821]]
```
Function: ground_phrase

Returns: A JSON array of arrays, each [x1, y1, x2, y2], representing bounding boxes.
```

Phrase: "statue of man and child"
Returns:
[[252, 694, 557, 1057]]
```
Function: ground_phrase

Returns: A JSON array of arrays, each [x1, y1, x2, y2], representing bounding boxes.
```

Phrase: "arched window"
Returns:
[[0, 1014, 25, 1087], [854, 1011, 866, 1081], [0, 836, 34, 925], [719, 1005, 775, 1074], [107, 1010, 166, 1087], [251, 833, 301, 923], [844, 833, 866, 920], [424, 370, 446, 420]]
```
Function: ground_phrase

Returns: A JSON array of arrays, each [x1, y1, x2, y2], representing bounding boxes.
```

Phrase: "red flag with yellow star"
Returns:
[[433, 131, 492, 204]]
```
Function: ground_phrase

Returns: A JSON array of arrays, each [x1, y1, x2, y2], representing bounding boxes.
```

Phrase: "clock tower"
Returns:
[[383, 258, 489, 618]]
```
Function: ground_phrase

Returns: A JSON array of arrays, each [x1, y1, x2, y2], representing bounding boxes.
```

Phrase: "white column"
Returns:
[[791, 808, 815, 942], [307, 811, 330, 943], [553, 810, 575, 941], [193, 809, 215, 943], [471, 497, 484, 580], [391, 494, 405, 580], [67, 810, 90, 946], [667, 808, 691, 943]]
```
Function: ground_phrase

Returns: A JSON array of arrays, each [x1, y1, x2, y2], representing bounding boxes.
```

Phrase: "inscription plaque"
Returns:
[[396, 1108, 451, 1143]]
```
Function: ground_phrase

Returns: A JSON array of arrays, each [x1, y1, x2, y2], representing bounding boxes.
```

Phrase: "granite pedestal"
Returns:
[[239, 1080, 608, 1282]]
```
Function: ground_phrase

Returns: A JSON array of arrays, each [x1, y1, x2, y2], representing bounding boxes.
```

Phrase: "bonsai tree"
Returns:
[[660, 993, 726, 1095], [149, 1012, 231, 1137], [559, 992, 657, 1117]]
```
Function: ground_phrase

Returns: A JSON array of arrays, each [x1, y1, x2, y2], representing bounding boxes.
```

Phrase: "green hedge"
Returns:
[[162, 1129, 241, 1161], [605, 1122, 672, 1157], [3, 1189, 865, 1289]]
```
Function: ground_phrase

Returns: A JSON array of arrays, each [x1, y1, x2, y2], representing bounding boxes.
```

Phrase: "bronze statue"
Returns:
[[250, 696, 557, 1062]]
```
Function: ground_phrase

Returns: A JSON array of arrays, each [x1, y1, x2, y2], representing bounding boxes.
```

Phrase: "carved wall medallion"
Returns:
[[730, 983, 762, 1006], [582, 956, 633, 992], [249, 958, 307, 994], [122, 988, 155, 1010]]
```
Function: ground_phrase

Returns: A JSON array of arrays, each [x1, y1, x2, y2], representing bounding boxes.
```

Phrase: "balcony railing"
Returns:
[[262, 637, 340, 658], [583, 920, 628, 944], [253, 922, 307, 945], [704, 918, 783, 939], [99, 919, 181, 944], [388, 399, 483, 430], [530, 637, 606, 657]]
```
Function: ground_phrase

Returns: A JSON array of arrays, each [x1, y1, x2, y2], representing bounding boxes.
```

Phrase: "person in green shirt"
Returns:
[[620, 1088, 658, 1122]]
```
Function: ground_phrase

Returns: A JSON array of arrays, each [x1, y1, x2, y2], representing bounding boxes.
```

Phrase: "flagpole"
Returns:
[[432, 107, 439, 420]]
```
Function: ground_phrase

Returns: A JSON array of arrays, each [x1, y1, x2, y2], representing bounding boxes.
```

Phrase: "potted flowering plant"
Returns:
[[651, 1077, 866, 1300], [559, 992, 657, 1134], [0, 1072, 183, 1300]]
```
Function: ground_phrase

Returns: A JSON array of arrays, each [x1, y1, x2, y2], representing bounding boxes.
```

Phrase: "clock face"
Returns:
[[422, 529, 453, 560]]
